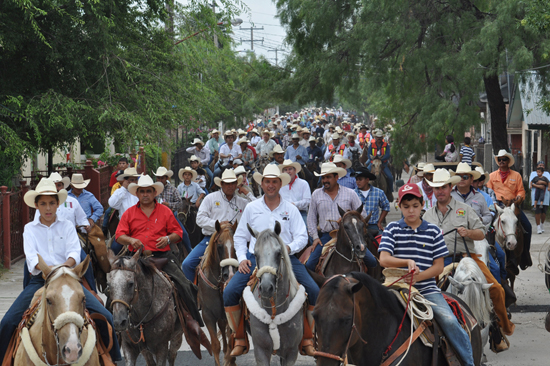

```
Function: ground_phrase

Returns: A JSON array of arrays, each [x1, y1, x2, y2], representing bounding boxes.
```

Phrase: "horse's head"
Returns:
[[39, 254, 90, 364], [495, 203, 518, 250], [107, 248, 141, 332], [338, 205, 372, 259], [214, 220, 239, 283], [371, 158, 382, 174]]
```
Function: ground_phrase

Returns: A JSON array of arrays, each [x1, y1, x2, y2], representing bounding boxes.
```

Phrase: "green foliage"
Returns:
[[144, 145, 162, 175]]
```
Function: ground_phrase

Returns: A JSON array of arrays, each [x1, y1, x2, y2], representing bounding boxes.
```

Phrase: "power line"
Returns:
[[239, 26, 264, 50], [268, 48, 283, 66]]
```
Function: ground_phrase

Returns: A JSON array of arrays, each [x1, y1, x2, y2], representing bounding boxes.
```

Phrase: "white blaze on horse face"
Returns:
[[60, 284, 81, 363], [351, 218, 365, 251], [225, 239, 235, 277], [61, 284, 75, 310]]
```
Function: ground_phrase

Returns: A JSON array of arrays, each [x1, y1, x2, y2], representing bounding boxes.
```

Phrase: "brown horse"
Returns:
[[370, 158, 394, 202], [179, 198, 205, 251], [198, 221, 239, 366], [14, 255, 99, 366]]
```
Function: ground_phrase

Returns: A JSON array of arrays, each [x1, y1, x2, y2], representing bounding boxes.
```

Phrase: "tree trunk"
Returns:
[[47, 147, 53, 175], [483, 74, 509, 153]]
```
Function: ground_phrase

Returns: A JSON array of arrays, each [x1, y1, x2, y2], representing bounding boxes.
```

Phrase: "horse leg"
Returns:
[[141, 349, 157, 366], [250, 320, 273, 366], [122, 341, 141, 366], [168, 327, 184, 366], [153, 345, 169, 366], [204, 310, 222, 366], [223, 322, 237, 366]]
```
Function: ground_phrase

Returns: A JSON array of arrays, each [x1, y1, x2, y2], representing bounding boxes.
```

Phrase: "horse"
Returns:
[[107, 249, 185, 366], [178, 198, 205, 251], [305, 159, 321, 193], [14, 255, 100, 366], [312, 272, 483, 366], [494, 201, 524, 291], [370, 158, 394, 202], [349, 149, 363, 172], [243, 222, 306, 366], [198, 221, 239, 366]]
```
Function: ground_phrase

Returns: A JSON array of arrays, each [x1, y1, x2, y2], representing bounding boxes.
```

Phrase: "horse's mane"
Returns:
[[256, 228, 298, 294], [45, 266, 80, 286], [203, 223, 234, 269], [349, 272, 399, 310], [453, 258, 493, 325]]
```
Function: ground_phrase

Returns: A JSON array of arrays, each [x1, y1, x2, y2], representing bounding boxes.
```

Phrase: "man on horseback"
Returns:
[[354, 167, 390, 234], [333, 154, 357, 190], [451, 163, 492, 226], [487, 150, 532, 270], [423, 169, 515, 346], [181, 169, 254, 282], [324, 133, 348, 161], [269, 144, 286, 165], [357, 125, 371, 149], [256, 129, 277, 157], [366, 129, 394, 192], [344, 132, 361, 162], [223, 165, 319, 357], [214, 131, 242, 179], [186, 137, 213, 185]]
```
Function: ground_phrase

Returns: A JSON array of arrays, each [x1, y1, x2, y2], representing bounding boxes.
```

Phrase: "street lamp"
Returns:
[[174, 18, 243, 46]]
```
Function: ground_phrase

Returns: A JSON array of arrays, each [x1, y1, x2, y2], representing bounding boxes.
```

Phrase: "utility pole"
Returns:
[[240, 26, 264, 50], [211, 2, 218, 48], [268, 48, 282, 66]]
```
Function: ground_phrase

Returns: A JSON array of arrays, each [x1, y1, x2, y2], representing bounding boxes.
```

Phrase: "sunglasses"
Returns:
[[459, 174, 472, 180], [497, 158, 509, 162]]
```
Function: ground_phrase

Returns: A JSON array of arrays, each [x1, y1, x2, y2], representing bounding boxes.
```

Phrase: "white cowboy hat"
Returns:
[[233, 159, 243, 165], [224, 130, 234, 137], [24, 178, 68, 207], [234, 166, 247, 176], [333, 154, 352, 169], [347, 132, 357, 139], [253, 164, 291, 186], [214, 169, 244, 187], [291, 133, 300, 140], [251, 128, 259, 134], [336, 127, 344, 134], [415, 162, 426, 176], [314, 162, 348, 178], [189, 155, 200, 162], [153, 166, 174, 178], [70, 173, 91, 189], [191, 138, 204, 146], [494, 149, 515, 167], [117, 167, 140, 182], [179, 167, 198, 181], [422, 163, 436, 173], [262, 129, 271, 135], [48, 172, 70, 189], [269, 144, 285, 157], [237, 137, 249, 145], [373, 129, 384, 138], [128, 174, 164, 196], [211, 129, 220, 135], [302, 129, 311, 135], [450, 162, 481, 180], [331, 133, 341, 140], [237, 129, 246, 135], [308, 136, 317, 142], [474, 166, 490, 182], [426, 169, 461, 188], [278, 159, 302, 173]]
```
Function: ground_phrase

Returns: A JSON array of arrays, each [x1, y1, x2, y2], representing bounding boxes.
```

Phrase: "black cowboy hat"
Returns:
[[353, 167, 376, 180]]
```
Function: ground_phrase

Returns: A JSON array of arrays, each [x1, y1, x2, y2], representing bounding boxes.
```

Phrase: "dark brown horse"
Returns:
[[197, 221, 239, 366], [178, 198, 204, 250], [312, 272, 483, 366]]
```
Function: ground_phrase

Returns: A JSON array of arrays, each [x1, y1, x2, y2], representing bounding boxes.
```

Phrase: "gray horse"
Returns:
[[244, 222, 306, 366], [107, 249, 184, 366]]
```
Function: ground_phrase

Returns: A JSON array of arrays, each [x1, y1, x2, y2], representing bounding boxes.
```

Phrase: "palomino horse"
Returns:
[[198, 221, 239, 366], [14, 255, 99, 366], [107, 249, 185, 366], [243, 222, 307, 366], [313, 272, 483, 366], [494, 201, 524, 291], [370, 158, 394, 202]]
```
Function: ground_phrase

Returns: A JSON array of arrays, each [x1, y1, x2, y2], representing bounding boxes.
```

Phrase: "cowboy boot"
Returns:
[[225, 304, 248, 356], [300, 305, 316, 356]]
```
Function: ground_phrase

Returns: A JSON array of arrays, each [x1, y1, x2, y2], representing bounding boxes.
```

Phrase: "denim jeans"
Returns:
[[204, 166, 214, 187], [223, 252, 319, 307], [181, 235, 211, 281], [300, 211, 312, 245], [0, 274, 121, 362], [424, 292, 474, 366], [488, 242, 507, 283], [173, 210, 193, 254], [102, 207, 112, 234], [306, 232, 378, 270]]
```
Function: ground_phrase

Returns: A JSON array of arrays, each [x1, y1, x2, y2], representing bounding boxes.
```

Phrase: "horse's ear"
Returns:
[[274, 221, 281, 236], [350, 281, 363, 294], [129, 247, 141, 265], [337, 205, 347, 218], [247, 223, 259, 238], [356, 204, 364, 215], [364, 212, 372, 225], [73, 255, 90, 279], [107, 249, 116, 267], [307, 268, 326, 288], [37, 254, 51, 278], [510, 203, 515, 213], [232, 220, 238, 232], [215, 220, 221, 233], [495, 204, 504, 215]]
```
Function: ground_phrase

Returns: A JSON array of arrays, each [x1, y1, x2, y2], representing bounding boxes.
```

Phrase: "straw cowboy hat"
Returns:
[[331, 133, 341, 140], [415, 162, 426, 177], [450, 162, 481, 180], [253, 164, 291, 186], [191, 138, 204, 146], [475, 166, 490, 182], [494, 149, 515, 167], [24, 178, 68, 207], [308, 136, 317, 143], [237, 129, 246, 136], [373, 129, 384, 138], [426, 169, 461, 188], [237, 137, 249, 145], [269, 144, 285, 157], [333, 154, 352, 169], [211, 129, 220, 135], [179, 166, 198, 181], [48, 172, 70, 189], [291, 133, 300, 140], [314, 162, 348, 178], [347, 132, 357, 139], [302, 129, 311, 135], [189, 155, 200, 162], [278, 159, 302, 173], [422, 163, 436, 173], [214, 169, 243, 187], [70, 173, 90, 189], [117, 167, 140, 182], [128, 174, 164, 196], [224, 130, 234, 137], [153, 166, 174, 178], [262, 129, 271, 135], [251, 128, 259, 135], [234, 166, 247, 176]]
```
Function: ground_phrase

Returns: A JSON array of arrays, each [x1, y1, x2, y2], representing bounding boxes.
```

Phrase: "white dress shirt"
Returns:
[[108, 186, 139, 217], [186, 146, 211, 165], [33, 196, 88, 227], [279, 177, 311, 212], [219, 144, 242, 164], [255, 139, 277, 157], [250, 135, 261, 146], [234, 196, 308, 263], [196, 190, 252, 236], [24, 218, 81, 276]]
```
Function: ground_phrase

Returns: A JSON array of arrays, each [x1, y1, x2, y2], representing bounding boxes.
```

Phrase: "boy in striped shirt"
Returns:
[[379, 184, 475, 366], [459, 137, 475, 165]]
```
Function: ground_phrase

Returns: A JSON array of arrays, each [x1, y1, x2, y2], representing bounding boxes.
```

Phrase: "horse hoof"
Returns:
[[545, 312, 550, 332]]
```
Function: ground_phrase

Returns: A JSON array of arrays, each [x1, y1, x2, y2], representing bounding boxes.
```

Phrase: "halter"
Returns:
[[330, 213, 367, 267], [199, 227, 239, 292]]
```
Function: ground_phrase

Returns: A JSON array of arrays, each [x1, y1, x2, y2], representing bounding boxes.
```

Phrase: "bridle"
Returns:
[[331, 213, 367, 266], [313, 274, 367, 365], [199, 226, 239, 292], [256, 252, 291, 315], [495, 211, 517, 244]]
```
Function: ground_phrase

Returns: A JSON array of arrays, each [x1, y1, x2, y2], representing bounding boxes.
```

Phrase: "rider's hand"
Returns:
[[286, 245, 291, 253], [407, 259, 419, 274], [122, 179, 131, 189], [129, 238, 143, 250], [377, 222, 384, 231], [457, 227, 469, 238], [312, 238, 322, 249], [85, 225, 92, 233], [238, 260, 252, 274], [296, 155, 302, 160], [156, 236, 169, 249], [87, 218, 95, 227], [238, 186, 249, 195]]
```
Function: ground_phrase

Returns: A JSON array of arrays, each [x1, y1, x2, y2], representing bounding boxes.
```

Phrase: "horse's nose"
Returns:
[[62, 343, 82, 363], [114, 317, 127, 331], [260, 282, 274, 294]]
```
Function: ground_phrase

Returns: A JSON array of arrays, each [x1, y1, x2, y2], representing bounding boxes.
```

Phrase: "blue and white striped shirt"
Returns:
[[459, 145, 475, 165], [379, 219, 448, 295]]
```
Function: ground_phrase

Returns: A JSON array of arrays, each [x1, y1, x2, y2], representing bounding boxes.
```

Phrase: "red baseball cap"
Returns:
[[398, 184, 423, 203]]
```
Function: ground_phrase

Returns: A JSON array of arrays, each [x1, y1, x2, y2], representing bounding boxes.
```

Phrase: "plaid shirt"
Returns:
[[241, 147, 254, 165], [338, 171, 358, 190], [354, 186, 390, 224], [157, 182, 182, 212]]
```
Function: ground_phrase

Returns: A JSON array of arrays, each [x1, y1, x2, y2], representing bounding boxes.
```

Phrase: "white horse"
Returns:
[[494, 204, 518, 250]]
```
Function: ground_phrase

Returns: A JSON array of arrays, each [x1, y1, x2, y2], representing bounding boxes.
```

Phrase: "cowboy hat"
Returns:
[[70, 173, 91, 188], [237, 137, 249, 145], [128, 174, 164, 196], [333, 154, 352, 169], [450, 162, 481, 180], [331, 133, 341, 140], [269, 144, 285, 157], [253, 164, 291, 186], [189, 155, 200, 162], [291, 133, 301, 140], [353, 167, 376, 181], [211, 129, 220, 135], [314, 162, 347, 178], [24, 178, 68, 207], [494, 149, 515, 167], [117, 167, 140, 182], [302, 129, 311, 135], [214, 169, 243, 187], [233, 159, 243, 165], [178, 167, 198, 181], [251, 128, 259, 134], [415, 162, 426, 176], [278, 159, 302, 174], [262, 129, 271, 135], [474, 166, 490, 182], [234, 166, 247, 176], [237, 129, 246, 135], [48, 172, 70, 189], [308, 136, 317, 142], [153, 166, 174, 178], [347, 132, 357, 139], [426, 169, 461, 188], [373, 129, 384, 138], [191, 138, 204, 146], [422, 163, 436, 173]]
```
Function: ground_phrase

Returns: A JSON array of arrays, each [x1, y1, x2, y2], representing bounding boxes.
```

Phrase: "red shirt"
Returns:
[[116, 202, 183, 252], [109, 172, 118, 187]]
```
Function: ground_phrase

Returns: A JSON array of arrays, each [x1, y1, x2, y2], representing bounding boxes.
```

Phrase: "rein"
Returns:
[[330, 213, 366, 267]]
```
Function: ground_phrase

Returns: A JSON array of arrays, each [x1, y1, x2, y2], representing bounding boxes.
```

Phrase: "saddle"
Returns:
[[80, 224, 111, 275]]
